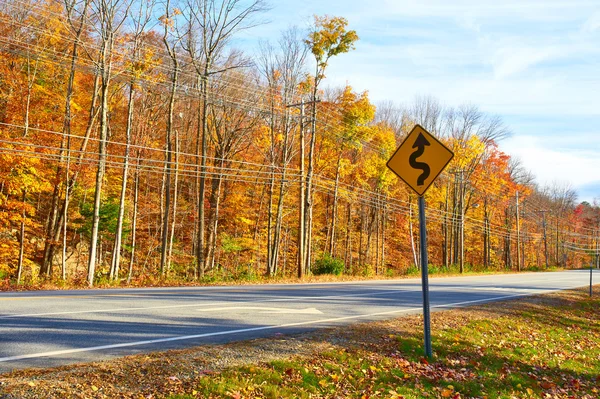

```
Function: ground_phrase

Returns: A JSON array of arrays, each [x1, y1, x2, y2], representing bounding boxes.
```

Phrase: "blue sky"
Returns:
[[238, 0, 600, 203]]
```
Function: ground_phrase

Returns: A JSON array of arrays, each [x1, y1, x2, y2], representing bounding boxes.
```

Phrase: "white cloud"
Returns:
[[379, 0, 598, 21], [490, 47, 558, 79], [581, 12, 600, 33], [500, 135, 600, 190], [324, 67, 600, 117]]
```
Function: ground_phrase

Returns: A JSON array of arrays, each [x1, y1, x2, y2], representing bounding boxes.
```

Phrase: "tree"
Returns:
[[303, 15, 358, 274], [110, 0, 156, 281], [257, 27, 307, 276], [183, 0, 268, 278], [87, 0, 132, 286]]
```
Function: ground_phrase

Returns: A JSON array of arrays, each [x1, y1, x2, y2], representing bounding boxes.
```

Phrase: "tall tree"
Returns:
[[110, 0, 155, 281], [183, 0, 268, 277], [257, 27, 307, 276], [303, 15, 358, 273], [87, 0, 132, 286]]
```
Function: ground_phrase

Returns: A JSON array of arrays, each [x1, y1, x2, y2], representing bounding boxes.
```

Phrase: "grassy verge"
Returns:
[[1, 287, 598, 399]]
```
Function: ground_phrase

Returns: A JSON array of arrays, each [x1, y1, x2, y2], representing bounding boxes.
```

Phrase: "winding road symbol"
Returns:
[[386, 124, 454, 196], [409, 133, 431, 186]]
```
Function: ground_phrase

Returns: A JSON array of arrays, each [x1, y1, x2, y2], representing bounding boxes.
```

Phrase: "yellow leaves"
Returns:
[[339, 86, 375, 130], [306, 15, 359, 73], [27, 381, 36, 387], [450, 135, 485, 170], [91, 385, 99, 391], [237, 216, 253, 225]]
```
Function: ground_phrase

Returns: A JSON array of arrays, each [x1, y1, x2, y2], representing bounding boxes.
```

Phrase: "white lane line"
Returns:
[[0, 274, 588, 319], [197, 307, 323, 314], [0, 284, 585, 363], [0, 289, 409, 319]]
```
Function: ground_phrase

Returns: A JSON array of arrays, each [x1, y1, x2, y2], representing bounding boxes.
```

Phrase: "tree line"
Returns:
[[0, 0, 598, 287]]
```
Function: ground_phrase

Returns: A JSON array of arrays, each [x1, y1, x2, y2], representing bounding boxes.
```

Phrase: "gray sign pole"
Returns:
[[590, 258, 593, 297], [418, 196, 432, 358]]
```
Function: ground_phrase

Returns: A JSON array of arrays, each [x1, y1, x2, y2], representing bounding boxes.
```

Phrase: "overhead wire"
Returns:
[[1, 2, 596, 260]]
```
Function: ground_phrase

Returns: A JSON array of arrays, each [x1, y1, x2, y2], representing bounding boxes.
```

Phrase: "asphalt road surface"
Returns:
[[0, 270, 597, 373]]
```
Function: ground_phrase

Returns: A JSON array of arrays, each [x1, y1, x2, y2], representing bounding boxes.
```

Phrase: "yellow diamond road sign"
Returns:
[[386, 124, 454, 196]]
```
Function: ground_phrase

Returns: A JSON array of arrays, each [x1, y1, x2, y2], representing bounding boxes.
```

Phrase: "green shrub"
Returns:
[[405, 265, 420, 276], [312, 253, 345, 276]]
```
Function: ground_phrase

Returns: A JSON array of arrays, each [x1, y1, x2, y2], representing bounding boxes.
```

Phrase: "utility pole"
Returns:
[[536, 210, 550, 269], [459, 170, 465, 273], [287, 99, 305, 278], [287, 98, 320, 278], [516, 191, 521, 272]]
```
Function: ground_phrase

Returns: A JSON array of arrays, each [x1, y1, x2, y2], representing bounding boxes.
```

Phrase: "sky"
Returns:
[[237, 0, 600, 203]]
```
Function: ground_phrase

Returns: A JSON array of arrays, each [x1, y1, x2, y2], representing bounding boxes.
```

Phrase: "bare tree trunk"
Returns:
[[127, 155, 141, 284], [87, 48, 113, 287], [87, 0, 126, 286], [504, 207, 512, 269], [110, 84, 135, 281], [345, 202, 352, 273], [160, 5, 179, 276], [443, 184, 449, 267], [266, 170, 275, 275], [60, 0, 91, 281], [53, 71, 101, 277], [365, 206, 376, 268], [205, 160, 225, 271], [23, 50, 39, 138], [167, 129, 180, 272], [409, 198, 419, 269], [328, 154, 341, 256], [359, 204, 365, 266], [266, 96, 276, 276], [270, 113, 292, 277], [483, 199, 489, 268], [17, 190, 27, 284]]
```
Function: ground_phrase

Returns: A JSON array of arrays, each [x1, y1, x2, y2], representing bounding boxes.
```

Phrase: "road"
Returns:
[[0, 270, 596, 372]]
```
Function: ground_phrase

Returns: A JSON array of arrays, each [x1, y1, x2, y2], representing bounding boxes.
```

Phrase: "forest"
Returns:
[[0, 0, 598, 287]]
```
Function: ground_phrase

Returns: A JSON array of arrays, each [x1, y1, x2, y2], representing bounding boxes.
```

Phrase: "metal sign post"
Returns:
[[418, 196, 432, 358], [590, 258, 593, 297], [386, 124, 453, 359]]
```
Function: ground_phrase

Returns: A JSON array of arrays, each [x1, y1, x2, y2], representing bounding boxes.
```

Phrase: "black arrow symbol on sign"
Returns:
[[409, 133, 431, 186]]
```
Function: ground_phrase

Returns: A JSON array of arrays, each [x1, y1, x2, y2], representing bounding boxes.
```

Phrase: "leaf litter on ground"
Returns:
[[0, 286, 598, 399]]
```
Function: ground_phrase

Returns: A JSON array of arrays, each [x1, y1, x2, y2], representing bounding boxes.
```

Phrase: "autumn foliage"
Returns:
[[0, 0, 597, 287]]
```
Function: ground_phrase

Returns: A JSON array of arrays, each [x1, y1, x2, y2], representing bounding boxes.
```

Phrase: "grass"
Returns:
[[167, 291, 600, 398], [2, 286, 598, 399]]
